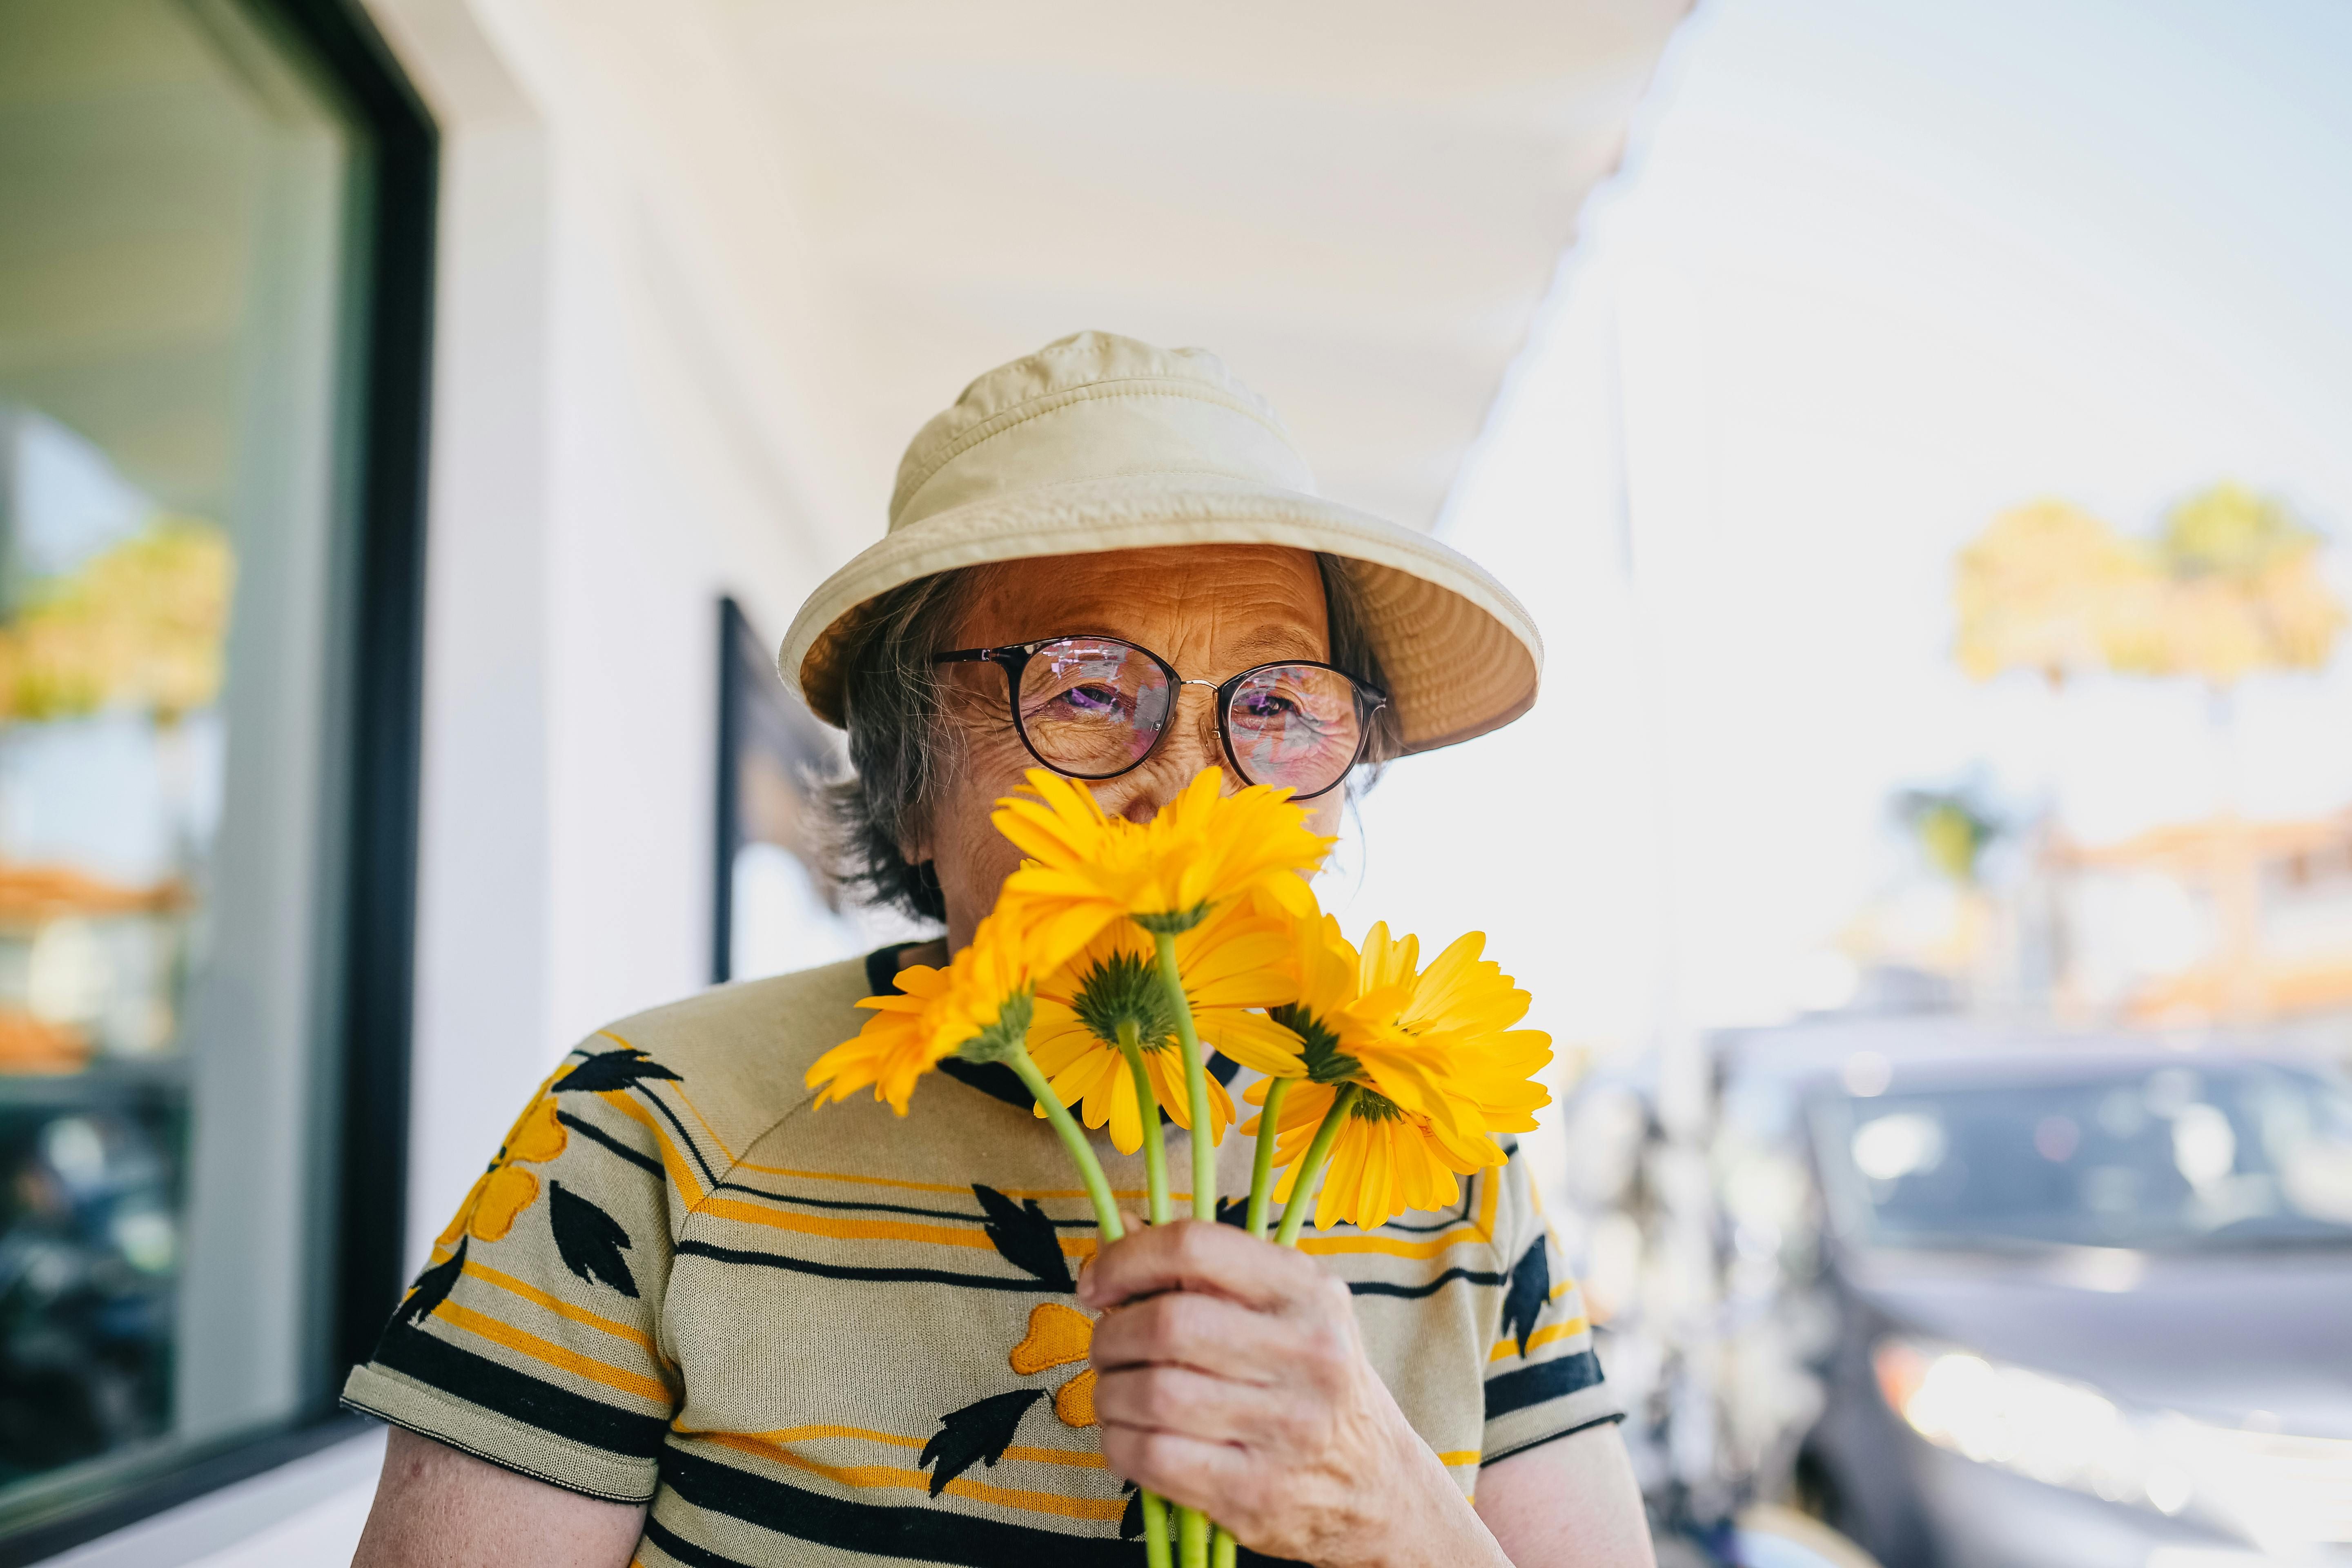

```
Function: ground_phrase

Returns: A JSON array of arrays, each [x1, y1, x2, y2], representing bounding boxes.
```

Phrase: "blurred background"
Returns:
[[0, 0, 2346, 1565]]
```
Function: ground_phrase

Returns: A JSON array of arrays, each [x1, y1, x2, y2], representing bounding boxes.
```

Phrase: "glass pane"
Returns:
[[0, 0, 361, 1517]]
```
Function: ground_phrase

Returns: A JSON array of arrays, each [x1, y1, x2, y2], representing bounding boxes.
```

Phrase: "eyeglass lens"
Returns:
[[1014, 637, 1363, 794]]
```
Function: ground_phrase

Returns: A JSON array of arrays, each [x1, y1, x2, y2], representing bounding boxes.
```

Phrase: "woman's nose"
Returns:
[[1102, 684, 1227, 825]]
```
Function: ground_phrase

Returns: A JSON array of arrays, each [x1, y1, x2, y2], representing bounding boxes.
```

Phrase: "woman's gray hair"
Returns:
[[823, 553, 1402, 924]]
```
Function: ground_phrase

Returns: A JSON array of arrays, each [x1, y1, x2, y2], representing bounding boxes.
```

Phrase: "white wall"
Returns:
[[368, 0, 860, 1280]]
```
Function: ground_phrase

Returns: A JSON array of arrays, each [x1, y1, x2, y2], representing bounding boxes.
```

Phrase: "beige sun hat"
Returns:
[[780, 331, 1540, 753]]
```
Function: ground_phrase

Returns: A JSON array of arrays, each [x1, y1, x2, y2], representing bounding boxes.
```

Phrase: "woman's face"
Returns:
[[916, 543, 1345, 951]]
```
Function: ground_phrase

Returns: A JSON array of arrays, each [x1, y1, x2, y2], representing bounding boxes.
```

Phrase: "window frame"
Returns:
[[0, 0, 434, 1558]]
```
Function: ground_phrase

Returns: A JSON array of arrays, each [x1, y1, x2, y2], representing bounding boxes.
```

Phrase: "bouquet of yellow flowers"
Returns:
[[805, 769, 1550, 1568]]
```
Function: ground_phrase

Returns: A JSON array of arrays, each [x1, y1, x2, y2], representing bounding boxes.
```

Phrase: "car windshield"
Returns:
[[1815, 1062, 2352, 1250]]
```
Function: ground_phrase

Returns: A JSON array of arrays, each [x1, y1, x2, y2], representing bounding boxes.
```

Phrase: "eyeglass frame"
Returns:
[[932, 634, 1390, 800]]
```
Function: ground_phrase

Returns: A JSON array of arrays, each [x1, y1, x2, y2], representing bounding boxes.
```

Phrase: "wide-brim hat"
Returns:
[[780, 331, 1541, 753]]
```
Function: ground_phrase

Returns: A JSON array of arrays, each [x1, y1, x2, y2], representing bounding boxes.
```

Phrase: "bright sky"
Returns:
[[1338, 0, 2352, 1057]]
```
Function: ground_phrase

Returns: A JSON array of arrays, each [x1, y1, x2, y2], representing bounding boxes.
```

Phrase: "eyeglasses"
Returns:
[[934, 634, 1388, 800]]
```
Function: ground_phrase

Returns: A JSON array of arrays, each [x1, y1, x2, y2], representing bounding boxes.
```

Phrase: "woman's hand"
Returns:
[[1082, 1220, 1510, 1568]]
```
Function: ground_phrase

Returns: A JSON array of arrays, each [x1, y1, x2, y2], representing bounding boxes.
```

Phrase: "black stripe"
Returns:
[[1365, 1181, 1477, 1235], [938, 1047, 1242, 1116], [1483, 1351, 1605, 1421], [675, 1238, 1053, 1293], [639, 1088, 721, 1189], [642, 1516, 749, 1568], [1480, 1412, 1626, 1468], [659, 1446, 1141, 1567], [559, 1111, 666, 1176], [1346, 1267, 1507, 1300], [708, 1181, 1096, 1229], [655, 1450, 1310, 1568], [368, 1322, 669, 1456]]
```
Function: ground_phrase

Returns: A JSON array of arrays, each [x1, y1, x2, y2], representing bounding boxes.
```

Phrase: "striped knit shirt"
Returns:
[[343, 950, 1617, 1566]]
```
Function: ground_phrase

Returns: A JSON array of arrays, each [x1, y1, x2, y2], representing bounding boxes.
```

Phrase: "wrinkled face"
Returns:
[[915, 543, 1345, 951]]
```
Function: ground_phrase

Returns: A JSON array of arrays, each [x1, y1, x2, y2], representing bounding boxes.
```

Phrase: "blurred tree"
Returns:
[[2113, 482, 2345, 689], [1952, 500, 2145, 687], [1893, 781, 2004, 886]]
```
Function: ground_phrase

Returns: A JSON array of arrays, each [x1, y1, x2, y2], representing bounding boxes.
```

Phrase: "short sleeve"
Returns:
[[341, 1044, 684, 1501], [1480, 1150, 1620, 1466]]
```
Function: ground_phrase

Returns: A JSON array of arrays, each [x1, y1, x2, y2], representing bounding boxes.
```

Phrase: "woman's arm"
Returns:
[[1476, 1423, 1655, 1568], [1085, 1221, 1653, 1568], [351, 1427, 647, 1568]]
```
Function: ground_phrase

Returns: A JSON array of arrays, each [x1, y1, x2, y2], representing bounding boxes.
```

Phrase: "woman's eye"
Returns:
[[1055, 683, 1123, 717]]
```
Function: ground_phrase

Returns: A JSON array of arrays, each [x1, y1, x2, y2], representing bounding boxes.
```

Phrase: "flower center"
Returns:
[[1130, 902, 1212, 937], [956, 989, 1036, 1064], [1268, 1004, 1360, 1085], [1072, 951, 1178, 1052]]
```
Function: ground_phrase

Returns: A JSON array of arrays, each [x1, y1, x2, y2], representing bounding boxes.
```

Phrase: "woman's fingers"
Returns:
[[1097, 1425, 1270, 1527], [1094, 1361, 1319, 1449], [1089, 1285, 1291, 1379], [1078, 1218, 1327, 1314]]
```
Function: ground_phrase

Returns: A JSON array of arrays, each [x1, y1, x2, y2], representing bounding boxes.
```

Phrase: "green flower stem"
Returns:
[[1141, 1492, 1173, 1568], [1116, 1021, 1173, 1227], [1007, 1049, 1174, 1568], [1151, 933, 1217, 1224], [1211, 1525, 1237, 1568], [1245, 1076, 1294, 1240], [1149, 933, 1221, 1568], [1178, 1504, 1211, 1568], [1004, 1051, 1122, 1243], [1272, 1085, 1359, 1247]]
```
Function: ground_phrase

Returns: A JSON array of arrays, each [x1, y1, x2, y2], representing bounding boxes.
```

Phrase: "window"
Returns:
[[0, 0, 427, 1552]]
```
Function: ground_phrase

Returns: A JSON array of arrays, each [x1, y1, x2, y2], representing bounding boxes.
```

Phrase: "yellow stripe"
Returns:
[[692, 1422, 1104, 1470], [691, 1430, 1123, 1521], [1436, 1450, 1480, 1467], [696, 1196, 1098, 1259], [1296, 1223, 1488, 1261], [1488, 1319, 1589, 1363], [724, 1158, 1178, 1205], [437, 1302, 673, 1405], [602, 1093, 707, 1203], [597, 1030, 738, 1165], [462, 1261, 661, 1357], [1475, 1162, 1501, 1241], [1549, 1280, 1570, 1301]]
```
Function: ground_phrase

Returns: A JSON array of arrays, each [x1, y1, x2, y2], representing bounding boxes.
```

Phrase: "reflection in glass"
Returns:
[[0, 0, 362, 1510]]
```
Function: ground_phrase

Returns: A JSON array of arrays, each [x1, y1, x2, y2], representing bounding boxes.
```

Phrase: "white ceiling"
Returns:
[[704, 2, 1688, 535]]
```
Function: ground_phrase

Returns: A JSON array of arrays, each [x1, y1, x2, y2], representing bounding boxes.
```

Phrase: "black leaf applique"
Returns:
[[973, 1184, 1074, 1292], [919, 1389, 1044, 1497], [1120, 1481, 1143, 1539], [1500, 1238, 1550, 1358], [394, 1237, 466, 1327], [552, 1047, 682, 1095], [1214, 1196, 1249, 1229], [549, 1181, 639, 1297]]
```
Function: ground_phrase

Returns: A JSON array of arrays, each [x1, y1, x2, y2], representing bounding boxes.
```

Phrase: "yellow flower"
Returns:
[[992, 768, 1334, 961], [1361, 924, 1552, 1136], [1248, 919, 1553, 1229], [806, 912, 1039, 1115], [437, 1093, 567, 1250], [1248, 913, 1463, 1130], [1261, 1083, 1495, 1232], [1026, 899, 1299, 1153]]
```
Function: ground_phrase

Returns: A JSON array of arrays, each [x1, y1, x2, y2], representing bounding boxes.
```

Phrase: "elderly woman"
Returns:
[[350, 334, 1653, 1568]]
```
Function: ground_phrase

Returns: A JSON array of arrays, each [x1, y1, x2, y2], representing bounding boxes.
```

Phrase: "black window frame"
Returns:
[[0, 0, 434, 1559]]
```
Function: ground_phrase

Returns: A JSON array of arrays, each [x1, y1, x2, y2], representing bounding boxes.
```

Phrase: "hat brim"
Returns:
[[780, 472, 1541, 754]]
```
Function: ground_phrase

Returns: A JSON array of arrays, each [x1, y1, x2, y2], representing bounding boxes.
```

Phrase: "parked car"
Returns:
[[1723, 1026, 2352, 1568]]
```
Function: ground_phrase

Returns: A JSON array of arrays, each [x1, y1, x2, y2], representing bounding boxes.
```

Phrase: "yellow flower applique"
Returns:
[[435, 1092, 567, 1251]]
